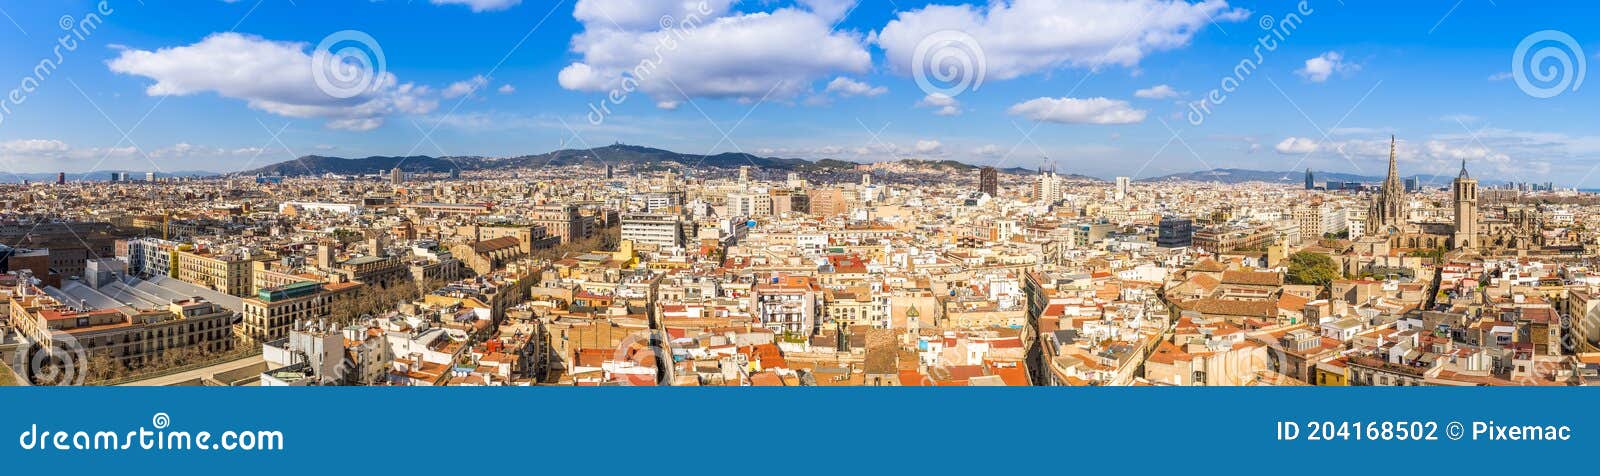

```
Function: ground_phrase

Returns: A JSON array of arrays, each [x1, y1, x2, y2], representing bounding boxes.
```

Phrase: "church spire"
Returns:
[[1458, 159, 1470, 179], [1383, 135, 1402, 194], [1387, 135, 1398, 181], [1369, 135, 1407, 238]]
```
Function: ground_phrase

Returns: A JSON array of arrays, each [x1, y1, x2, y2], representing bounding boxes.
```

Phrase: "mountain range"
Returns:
[[1141, 168, 1505, 187], [234, 144, 1068, 178], [26, 144, 1490, 187]]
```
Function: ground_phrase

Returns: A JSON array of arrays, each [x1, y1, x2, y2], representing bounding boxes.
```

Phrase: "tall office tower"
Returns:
[[390, 167, 404, 185], [1115, 176, 1130, 200], [56, 172, 65, 185], [1304, 169, 1315, 190], [979, 166, 998, 197]]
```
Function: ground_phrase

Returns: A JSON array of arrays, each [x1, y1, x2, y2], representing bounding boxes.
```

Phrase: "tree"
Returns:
[[1285, 251, 1340, 288]]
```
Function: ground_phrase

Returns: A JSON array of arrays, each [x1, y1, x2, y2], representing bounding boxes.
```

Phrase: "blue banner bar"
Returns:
[[0, 387, 1588, 474]]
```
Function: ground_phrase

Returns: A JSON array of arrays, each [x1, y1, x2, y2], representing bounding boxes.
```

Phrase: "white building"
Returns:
[[621, 213, 685, 249]]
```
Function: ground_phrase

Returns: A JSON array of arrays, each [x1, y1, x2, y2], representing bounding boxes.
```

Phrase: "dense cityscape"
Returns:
[[1, 135, 1597, 387], [3, 3, 1597, 475]]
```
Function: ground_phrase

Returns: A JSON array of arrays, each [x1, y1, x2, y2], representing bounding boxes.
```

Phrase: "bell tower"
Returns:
[[1452, 160, 1478, 250]]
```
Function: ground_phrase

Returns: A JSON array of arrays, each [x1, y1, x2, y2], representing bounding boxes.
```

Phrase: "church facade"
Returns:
[[1362, 136, 1543, 255]]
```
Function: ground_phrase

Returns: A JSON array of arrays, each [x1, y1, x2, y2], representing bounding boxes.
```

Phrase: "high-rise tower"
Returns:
[[979, 166, 998, 197]]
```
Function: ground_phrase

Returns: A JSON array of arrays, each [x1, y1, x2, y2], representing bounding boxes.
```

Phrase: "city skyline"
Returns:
[[4, 4, 1599, 473], [0, 1, 1596, 185]]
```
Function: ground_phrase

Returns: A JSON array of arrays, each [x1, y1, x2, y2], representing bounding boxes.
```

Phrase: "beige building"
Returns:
[[452, 237, 526, 276], [239, 281, 359, 345], [175, 248, 266, 297], [9, 281, 236, 377]]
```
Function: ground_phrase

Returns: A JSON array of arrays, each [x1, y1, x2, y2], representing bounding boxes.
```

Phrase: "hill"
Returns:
[[1141, 168, 1502, 186], [236, 144, 1060, 178]]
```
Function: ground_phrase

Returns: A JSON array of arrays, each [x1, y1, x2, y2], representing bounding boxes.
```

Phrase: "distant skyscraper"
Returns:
[[739, 165, 751, 184], [1404, 177, 1419, 193], [145, 172, 156, 182], [1304, 169, 1315, 190], [1115, 176, 1130, 200], [56, 172, 65, 185], [605, 164, 614, 179], [390, 167, 404, 185], [979, 166, 998, 197], [450, 168, 461, 179]]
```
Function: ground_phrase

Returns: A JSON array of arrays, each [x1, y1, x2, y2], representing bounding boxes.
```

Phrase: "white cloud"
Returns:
[[0, 139, 70, 155], [913, 139, 944, 154], [1007, 97, 1147, 125], [497, 84, 516, 94], [1297, 51, 1357, 83], [107, 33, 438, 131], [972, 144, 1003, 157], [443, 75, 489, 99], [429, 0, 521, 12], [917, 93, 962, 116], [1273, 134, 1517, 174], [823, 77, 887, 97], [0, 139, 279, 173], [556, 63, 607, 90], [1424, 140, 1509, 164], [1487, 71, 1513, 81], [1274, 137, 1319, 154], [559, 0, 871, 104], [876, 0, 1248, 81], [1133, 84, 1180, 99]]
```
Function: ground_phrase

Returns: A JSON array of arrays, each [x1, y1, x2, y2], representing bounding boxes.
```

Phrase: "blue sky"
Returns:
[[0, 0, 1595, 185]]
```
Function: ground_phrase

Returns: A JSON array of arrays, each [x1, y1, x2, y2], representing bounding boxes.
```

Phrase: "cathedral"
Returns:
[[1362, 136, 1543, 255]]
